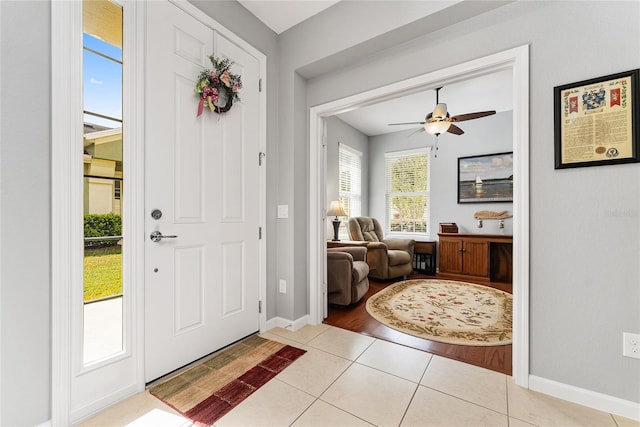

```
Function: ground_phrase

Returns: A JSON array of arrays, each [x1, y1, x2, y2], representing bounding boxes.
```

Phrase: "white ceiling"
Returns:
[[336, 69, 513, 136], [237, 0, 341, 34]]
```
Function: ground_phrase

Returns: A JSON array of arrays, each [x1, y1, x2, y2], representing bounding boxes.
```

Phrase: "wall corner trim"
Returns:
[[264, 315, 310, 333], [529, 375, 640, 422]]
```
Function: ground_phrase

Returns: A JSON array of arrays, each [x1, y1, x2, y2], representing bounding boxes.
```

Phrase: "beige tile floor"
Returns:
[[83, 324, 639, 427]]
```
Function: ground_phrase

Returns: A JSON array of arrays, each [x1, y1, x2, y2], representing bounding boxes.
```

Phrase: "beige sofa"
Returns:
[[348, 217, 415, 280], [326, 247, 370, 306]]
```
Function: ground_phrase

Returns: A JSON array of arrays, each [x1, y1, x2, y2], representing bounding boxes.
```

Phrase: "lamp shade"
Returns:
[[327, 200, 346, 217]]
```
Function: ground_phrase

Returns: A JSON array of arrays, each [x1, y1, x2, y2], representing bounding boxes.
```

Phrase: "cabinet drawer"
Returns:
[[414, 241, 435, 254]]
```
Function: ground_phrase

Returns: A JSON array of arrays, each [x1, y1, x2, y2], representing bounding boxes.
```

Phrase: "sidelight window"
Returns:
[[82, 0, 124, 365]]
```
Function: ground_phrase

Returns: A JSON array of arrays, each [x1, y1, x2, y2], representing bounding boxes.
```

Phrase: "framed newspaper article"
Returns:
[[554, 69, 640, 169]]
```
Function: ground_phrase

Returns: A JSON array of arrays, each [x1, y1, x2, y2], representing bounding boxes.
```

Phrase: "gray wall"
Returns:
[[325, 116, 370, 238], [369, 111, 513, 236], [301, 1, 639, 403], [0, 1, 52, 425]]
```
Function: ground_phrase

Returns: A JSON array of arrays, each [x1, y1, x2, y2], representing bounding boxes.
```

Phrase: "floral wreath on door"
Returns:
[[195, 56, 242, 116]]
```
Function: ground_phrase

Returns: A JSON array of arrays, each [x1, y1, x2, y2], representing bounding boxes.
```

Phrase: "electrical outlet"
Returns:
[[279, 279, 286, 294], [623, 332, 640, 359]]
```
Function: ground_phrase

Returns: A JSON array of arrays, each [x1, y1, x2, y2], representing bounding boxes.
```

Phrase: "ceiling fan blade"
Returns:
[[447, 124, 464, 135], [388, 121, 426, 126], [450, 110, 496, 122], [407, 127, 426, 138]]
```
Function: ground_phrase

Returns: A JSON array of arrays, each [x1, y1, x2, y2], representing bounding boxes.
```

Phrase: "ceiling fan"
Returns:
[[388, 87, 497, 136]]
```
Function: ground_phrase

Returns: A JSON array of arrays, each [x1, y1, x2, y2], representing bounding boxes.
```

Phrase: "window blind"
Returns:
[[338, 143, 362, 239], [385, 148, 430, 234]]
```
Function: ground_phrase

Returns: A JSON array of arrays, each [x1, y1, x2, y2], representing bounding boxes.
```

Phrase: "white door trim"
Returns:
[[309, 45, 530, 387], [129, 0, 148, 397], [52, 0, 267, 423], [51, 2, 88, 424]]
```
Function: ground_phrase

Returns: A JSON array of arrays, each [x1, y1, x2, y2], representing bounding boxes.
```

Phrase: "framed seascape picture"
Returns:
[[554, 69, 640, 169], [458, 152, 513, 203]]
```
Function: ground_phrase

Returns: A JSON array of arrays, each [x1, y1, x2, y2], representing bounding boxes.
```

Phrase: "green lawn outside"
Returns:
[[84, 246, 122, 302]]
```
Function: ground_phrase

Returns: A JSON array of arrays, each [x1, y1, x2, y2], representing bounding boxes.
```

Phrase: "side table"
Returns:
[[413, 240, 436, 275]]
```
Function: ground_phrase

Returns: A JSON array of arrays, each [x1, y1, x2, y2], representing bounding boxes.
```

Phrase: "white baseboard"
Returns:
[[70, 382, 140, 424], [264, 316, 293, 331], [36, 421, 52, 427], [292, 314, 310, 330], [263, 315, 311, 333], [529, 375, 640, 421]]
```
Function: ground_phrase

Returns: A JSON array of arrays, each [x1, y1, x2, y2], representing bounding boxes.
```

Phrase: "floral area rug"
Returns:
[[366, 279, 512, 346], [150, 335, 306, 426]]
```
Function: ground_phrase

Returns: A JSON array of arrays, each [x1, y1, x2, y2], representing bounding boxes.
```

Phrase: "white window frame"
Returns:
[[338, 143, 362, 239], [52, 1, 145, 423], [384, 147, 431, 237]]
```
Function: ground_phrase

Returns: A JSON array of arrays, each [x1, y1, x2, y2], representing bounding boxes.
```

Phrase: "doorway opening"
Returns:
[[309, 45, 530, 386]]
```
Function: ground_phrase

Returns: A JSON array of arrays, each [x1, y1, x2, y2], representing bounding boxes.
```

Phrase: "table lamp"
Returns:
[[327, 200, 347, 241]]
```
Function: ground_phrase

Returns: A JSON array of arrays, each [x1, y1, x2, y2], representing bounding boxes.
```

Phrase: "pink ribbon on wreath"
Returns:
[[196, 87, 219, 117], [197, 97, 205, 117]]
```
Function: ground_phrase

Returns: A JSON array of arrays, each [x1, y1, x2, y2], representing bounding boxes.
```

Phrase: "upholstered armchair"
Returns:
[[348, 217, 415, 280], [326, 247, 370, 306]]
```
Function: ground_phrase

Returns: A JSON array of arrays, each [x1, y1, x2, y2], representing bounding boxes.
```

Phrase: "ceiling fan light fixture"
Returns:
[[424, 120, 451, 136], [433, 103, 448, 119], [388, 86, 494, 138]]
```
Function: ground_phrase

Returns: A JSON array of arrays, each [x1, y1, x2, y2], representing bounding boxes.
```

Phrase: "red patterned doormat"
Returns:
[[149, 335, 306, 426]]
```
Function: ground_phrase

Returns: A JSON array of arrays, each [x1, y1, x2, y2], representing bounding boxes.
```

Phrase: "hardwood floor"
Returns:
[[323, 272, 513, 376]]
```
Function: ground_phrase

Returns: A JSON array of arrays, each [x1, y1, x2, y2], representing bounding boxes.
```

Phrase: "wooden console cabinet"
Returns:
[[438, 233, 513, 283]]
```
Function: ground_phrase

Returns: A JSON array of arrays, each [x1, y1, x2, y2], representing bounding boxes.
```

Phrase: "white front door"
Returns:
[[145, 1, 262, 382]]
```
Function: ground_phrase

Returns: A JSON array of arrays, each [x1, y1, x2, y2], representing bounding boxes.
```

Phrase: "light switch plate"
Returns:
[[277, 205, 289, 218]]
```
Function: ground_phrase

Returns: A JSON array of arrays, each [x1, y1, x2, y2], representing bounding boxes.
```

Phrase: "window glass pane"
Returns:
[[84, 114, 121, 129], [83, 46, 122, 126], [82, 0, 124, 365], [338, 144, 362, 239], [385, 149, 430, 234], [84, 32, 122, 62]]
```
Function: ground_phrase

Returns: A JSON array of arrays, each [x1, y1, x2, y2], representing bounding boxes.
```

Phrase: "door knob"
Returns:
[[150, 230, 178, 242]]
